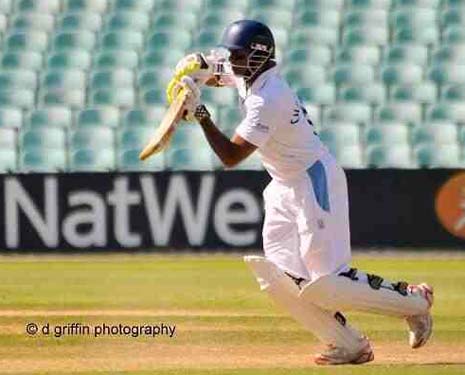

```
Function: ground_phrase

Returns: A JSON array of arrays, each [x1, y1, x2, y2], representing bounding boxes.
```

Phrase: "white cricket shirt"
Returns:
[[235, 66, 330, 181]]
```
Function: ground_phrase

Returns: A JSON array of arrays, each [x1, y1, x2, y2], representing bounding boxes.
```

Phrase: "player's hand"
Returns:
[[180, 76, 201, 122], [166, 53, 215, 104]]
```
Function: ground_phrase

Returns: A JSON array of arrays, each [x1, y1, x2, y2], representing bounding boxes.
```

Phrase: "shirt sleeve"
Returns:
[[235, 94, 276, 148]]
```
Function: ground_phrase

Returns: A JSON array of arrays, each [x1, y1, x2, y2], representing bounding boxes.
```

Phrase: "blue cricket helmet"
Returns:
[[219, 19, 275, 59]]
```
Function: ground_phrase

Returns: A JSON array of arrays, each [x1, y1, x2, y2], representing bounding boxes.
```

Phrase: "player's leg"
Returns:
[[244, 255, 373, 365], [297, 155, 433, 348], [251, 180, 373, 365]]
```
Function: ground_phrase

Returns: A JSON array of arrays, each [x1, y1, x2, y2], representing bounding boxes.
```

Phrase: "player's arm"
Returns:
[[197, 114, 257, 167]]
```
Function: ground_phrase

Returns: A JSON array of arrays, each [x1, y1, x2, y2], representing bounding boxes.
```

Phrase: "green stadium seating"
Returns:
[[0, 90, 34, 109], [391, 83, 437, 104], [440, 8, 465, 28], [101, 31, 143, 51], [20, 128, 66, 151], [53, 31, 96, 51], [0, 150, 17, 173], [58, 12, 103, 32], [64, 0, 108, 13], [152, 12, 198, 31], [297, 84, 336, 105], [140, 88, 165, 106], [122, 107, 165, 127], [335, 46, 381, 66], [5, 31, 48, 52], [28, 107, 73, 128], [442, 84, 465, 101], [77, 107, 120, 127], [94, 50, 138, 69], [297, 0, 344, 9], [11, 14, 54, 32], [319, 123, 361, 149], [366, 145, 413, 168], [0, 70, 36, 90], [110, 0, 154, 12], [393, 0, 439, 6], [443, 25, 465, 44], [118, 149, 165, 171], [1, 51, 43, 71], [0, 107, 22, 128], [332, 64, 375, 86], [347, 0, 391, 8], [286, 46, 332, 66], [295, 10, 340, 28], [414, 144, 461, 167], [141, 50, 184, 68], [343, 10, 387, 27], [390, 8, 436, 29], [204, 0, 248, 10], [20, 149, 67, 172], [166, 148, 214, 171], [39, 89, 85, 108], [137, 68, 173, 91], [0, 0, 11, 14], [381, 63, 423, 86], [15, 0, 60, 13], [146, 31, 191, 51], [338, 84, 385, 104], [332, 145, 365, 168], [0, 127, 17, 149], [431, 44, 465, 63], [284, 65, 326, 87], [70, 127, 114, 150], [70, 148, 115, 171], [375, 103, 422, 124], [428, 63, 465, 85], [412, 123, 458, 145], [219, 107, 243, 131], [290, 26, 339, 47], [90, 88, 136, 108], [383, 44, 428, 65], [118, 127, 154, 151], [365, 125, 410, 146], [154, 0, 202, 13], [41, 70, 86, 90], [202, 88, 237, 107], [427, 103, 465, 122], [342, 26, 388, 46], [250, 9, 294, 30], [90, 69, 134, 89], [47, 50, 92, 70], [393, 27, 439, 45], [323, 103, 372, 124], [105, 11, 149, 32]]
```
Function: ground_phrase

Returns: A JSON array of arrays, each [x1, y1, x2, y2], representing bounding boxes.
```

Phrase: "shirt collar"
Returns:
[[248, 65, 279, 94]]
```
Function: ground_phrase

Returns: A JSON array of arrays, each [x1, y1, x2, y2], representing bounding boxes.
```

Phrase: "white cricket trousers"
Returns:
[[262, 153, 352, 282]]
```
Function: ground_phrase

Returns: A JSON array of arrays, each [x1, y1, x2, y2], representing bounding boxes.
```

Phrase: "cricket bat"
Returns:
[[139, 89, 190, 161]]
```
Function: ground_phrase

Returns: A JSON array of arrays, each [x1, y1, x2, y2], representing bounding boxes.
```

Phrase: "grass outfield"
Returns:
[[0, 252, 463, 374]]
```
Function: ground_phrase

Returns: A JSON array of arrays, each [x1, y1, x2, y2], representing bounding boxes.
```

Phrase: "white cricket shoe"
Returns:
[[406, 283, 434, 349], [314, 338, 374, 365]]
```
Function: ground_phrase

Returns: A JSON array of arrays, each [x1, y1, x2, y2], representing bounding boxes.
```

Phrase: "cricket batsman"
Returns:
[[166, 20, 434, 365]]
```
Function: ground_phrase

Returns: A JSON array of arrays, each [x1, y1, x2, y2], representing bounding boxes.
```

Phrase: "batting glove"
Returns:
[[179, 76, 201, 122]]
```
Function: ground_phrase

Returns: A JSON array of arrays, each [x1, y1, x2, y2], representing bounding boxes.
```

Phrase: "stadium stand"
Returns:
[[0, 0, 464, 172]]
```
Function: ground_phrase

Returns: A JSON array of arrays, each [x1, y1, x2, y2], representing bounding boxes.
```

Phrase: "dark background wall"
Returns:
[[0, 170, 462, 250]]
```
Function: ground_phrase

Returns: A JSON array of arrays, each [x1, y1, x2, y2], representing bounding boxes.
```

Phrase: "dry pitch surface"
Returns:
[[0, 252, 463, 375]]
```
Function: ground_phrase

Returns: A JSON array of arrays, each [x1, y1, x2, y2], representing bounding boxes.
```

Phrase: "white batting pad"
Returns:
[[299, 268, 429, 317], [244, 256, 366, 353]]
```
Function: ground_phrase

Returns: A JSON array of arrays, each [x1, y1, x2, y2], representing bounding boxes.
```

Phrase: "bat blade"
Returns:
[[139, 89, 190, 161]]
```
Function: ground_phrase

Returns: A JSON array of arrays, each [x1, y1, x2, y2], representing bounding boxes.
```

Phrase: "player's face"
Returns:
[[228, 49, 249, 77]]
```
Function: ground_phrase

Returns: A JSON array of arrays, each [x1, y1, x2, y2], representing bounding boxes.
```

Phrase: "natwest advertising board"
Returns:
[[1, 170, 464, 250]]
